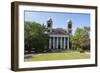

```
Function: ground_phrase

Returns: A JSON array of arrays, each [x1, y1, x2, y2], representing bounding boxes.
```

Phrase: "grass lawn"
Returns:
[[24, 51, 90, 62]]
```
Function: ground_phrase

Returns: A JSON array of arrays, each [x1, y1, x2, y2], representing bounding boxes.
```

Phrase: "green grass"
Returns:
[[24, 51, 90, 62]]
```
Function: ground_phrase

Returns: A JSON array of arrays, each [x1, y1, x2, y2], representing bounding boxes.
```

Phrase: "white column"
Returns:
[[67, 37, 69, 50], [64, 37, 66, 49], [53, 37, 55, 49], [56, 37, 58, 49], [60, 37, 62, 49], [49, 37, 51, 49]]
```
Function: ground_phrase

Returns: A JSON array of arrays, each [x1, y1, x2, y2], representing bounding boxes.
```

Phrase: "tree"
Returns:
[[71, 27, 90, 51], [24, 21, 49, 53]]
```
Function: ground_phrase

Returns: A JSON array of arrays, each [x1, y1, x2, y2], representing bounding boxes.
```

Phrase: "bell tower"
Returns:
[[67, 19, 72, 50], [67, 19, 72, 35], [47, 18, 53, 32]]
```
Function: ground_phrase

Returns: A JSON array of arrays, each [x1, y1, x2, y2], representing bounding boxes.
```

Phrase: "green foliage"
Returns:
[[24, 21, 49, 53], [71, 27, 90, 51]]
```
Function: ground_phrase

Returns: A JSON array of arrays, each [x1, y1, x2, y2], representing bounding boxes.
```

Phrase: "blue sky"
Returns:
[[24, 11, 90, 34]]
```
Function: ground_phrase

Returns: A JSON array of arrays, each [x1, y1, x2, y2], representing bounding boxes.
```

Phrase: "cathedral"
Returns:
[[46, 18, 72, 52]]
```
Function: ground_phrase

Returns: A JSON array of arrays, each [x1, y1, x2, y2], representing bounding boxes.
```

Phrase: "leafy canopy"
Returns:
[[24, 21, 49, 53]]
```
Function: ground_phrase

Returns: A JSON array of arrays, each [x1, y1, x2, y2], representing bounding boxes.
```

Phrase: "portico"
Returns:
[[49, 35, 69, 50]]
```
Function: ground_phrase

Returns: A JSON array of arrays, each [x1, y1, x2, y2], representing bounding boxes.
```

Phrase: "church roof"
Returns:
[[49, 28, 68, 35]]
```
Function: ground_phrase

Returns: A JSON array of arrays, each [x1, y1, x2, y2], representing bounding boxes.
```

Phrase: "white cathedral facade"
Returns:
[[46, 18, 72, 51]]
